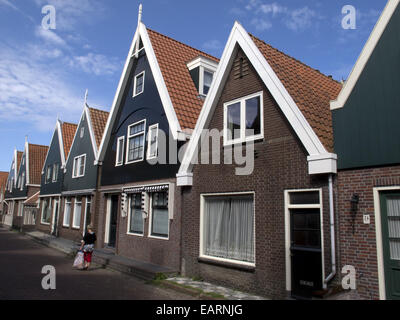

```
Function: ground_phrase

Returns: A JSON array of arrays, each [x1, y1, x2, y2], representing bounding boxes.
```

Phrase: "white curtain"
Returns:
[[152, 208, 168, 236], [131, 207, 143, 233], [204, 196, 254, 263], [387, 198, 400, 260]]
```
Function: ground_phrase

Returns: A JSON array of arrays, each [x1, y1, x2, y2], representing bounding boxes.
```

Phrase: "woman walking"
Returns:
[[80, 224, 97, 270]]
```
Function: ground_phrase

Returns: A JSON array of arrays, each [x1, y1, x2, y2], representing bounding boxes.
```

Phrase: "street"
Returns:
[[0, 227, 195, 300]]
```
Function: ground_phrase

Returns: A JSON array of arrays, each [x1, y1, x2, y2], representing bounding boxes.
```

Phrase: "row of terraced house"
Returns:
[[1, 0, 400, 300]]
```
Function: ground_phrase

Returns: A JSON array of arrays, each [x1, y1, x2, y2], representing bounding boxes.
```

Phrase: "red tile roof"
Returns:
[[88, 107, 109, 149], [28, 144, 49, 185], [0, 171, 8, 192], [61, 122, 78, 159], [250, 35, 342, 152], [16, 151, 23, 171], [147, 28, 219, 130]]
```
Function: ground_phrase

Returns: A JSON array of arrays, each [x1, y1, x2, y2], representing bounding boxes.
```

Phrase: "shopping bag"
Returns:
[[73, 251, 84, 268]]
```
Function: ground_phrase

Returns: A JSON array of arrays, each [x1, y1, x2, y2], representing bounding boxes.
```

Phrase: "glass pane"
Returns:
[[245, 96, 261, 137], [389, 240, 400, 260], [387, 197, 400, 217], [388, 219, 400, 239], [135, 74, 144, 94], [203, 71, 213, 95], [227, 102, 241, 141], [128, 134, 144, 161], [129, 122, 144, 136], [290, 191, 320, 205], [152, 208, 168, 237]]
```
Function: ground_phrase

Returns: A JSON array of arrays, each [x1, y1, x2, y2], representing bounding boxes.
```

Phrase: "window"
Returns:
[[20, 172, 25, 190], [224, 92, 263, 145], [126, 120, 146, 163], [203, 70, 213, 95], [73, 155, 86, 178], [115, 136, 125, 166], [73, 197, 82, 229], [18, 201, 24, 217], [41, 199, 51, 224], [150, 192, 169, 238], [46, 165, 52, 183], [147, 124, 159, 159], [52, 164, 59, 182], [80, 127, 85, 138], [63, 198, 71, 227], [128, 193, 144, 235], [201, 194, 255, 265], [133, 71, 145, 97]]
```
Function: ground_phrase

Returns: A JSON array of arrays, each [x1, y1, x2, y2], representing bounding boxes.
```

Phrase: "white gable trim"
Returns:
[[25, 141, 30, 185], [177, 22, 334, 186], [98, 22, 183, 163], [57, 120, 67, 168], [330, 0, 399, 110]]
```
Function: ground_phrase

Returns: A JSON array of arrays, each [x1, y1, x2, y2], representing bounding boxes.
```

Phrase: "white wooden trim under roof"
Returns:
[[57, 120, 67, 168], [98, 20, 186, 163], [330, 0, 399, 110], [177, 21, 337, 186]]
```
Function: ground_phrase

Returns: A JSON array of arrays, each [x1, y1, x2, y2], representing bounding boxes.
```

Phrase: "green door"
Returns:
[[380, 192, 400, 300]]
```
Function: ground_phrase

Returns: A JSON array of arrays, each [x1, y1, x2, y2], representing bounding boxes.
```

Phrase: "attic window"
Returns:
[[80, 127, 85, 138], [133, 72, 145, 97], [187, 56, 218, 97]]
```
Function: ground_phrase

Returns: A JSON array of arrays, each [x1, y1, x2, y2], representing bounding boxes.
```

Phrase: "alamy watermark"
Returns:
[[41, 265, 56, 290], [41, 5, 56, 30], [342, 5, 357, 30]]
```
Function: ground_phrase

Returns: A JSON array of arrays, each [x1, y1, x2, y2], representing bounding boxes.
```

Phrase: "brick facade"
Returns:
[[337, 165, 400, 300], [180, 47, 335, 299], [96, 178, 181, 271]]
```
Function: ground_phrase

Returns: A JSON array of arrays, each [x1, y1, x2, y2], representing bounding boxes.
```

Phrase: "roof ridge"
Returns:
[[62, 121, 78, 126], [249, 33, 341, 84], [88, 106, 110, 114], [147, 27, 219, 62]]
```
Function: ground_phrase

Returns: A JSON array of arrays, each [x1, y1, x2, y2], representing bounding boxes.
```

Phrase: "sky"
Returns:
[[0, 0, 388, 171]]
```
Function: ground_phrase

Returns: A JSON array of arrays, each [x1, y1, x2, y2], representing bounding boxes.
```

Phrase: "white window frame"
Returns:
[[20, 172, 25, 190], [72, 154, 86, 178], [200, 67, 214, 96], [115, 136, 125, 167], [41, 199, 51, 225], [72, 197, 82, 229], [52, 163, 58, 182], [80, 127, 85, 138], [127, 193, 145, 237], [199, 191, 256, 267], [284, 188, 324, 292], [146, 123, 159, 160], [148, 192, 170, 241], [82, 196, 92, 235], [133, 71, 145, 97], [18, 201, 24, 217], [125, 119, 146, 165], [223, 91, 264, 146], [63, 198, 72, 227]]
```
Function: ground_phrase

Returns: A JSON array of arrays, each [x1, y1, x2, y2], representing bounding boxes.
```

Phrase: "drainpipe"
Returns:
[[324, 174, 336, 287]]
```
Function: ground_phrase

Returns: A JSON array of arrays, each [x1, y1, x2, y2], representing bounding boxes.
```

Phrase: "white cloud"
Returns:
[[285, 7, 317, 31], [69, 53, 121, 76], [34, 26, 68, 48], [0, 45, 84, 131], [251, 18, 272, 31], [202, 39, 223, 51]]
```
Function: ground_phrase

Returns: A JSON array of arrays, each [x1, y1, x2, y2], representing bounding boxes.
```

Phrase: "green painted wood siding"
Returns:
[[333, 4, 400, 170]]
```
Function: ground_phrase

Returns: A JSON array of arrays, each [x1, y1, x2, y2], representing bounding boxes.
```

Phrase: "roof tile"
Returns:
[[28, 144, 49, 185], [88, 107, 109, 149]]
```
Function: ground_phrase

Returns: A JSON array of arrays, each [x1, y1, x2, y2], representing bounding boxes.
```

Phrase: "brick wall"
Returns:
[[96, 178, 181, 271], [181, 47, 334, 299], [337, 165, 400, 300]]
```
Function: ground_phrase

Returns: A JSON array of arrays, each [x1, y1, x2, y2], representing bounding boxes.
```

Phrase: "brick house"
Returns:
[[4, 142, 48, 230], [177, 22, 342, 299], [95, 13, 218, 272], [36, 120, 77, 236], [57, 104, 108, 243], [331, 0, 400, 300]]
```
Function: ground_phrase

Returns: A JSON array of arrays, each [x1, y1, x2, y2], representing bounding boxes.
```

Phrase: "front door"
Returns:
[[108, 195, 119, 248], [290, 208, 322, 299], [380, 192, 400, 300]]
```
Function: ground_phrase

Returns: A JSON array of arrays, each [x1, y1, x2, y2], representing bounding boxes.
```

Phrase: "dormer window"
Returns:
[[133, 71, 145, 97], [187, 56, 218, 97]]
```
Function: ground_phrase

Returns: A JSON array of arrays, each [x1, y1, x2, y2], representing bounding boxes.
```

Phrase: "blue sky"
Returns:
[[0, 0, 387, 171]]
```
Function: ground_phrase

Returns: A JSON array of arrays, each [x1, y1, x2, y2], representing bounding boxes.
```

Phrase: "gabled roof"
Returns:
[[61, 122, 78, 159], [28, 144, 49, 185], [0, 171, 8, 191], [98, 20, 217, 161], [87, 107, 109, 149], [16, 151, 23, 172], [331, 0, 399, 110], [250, 35, 342, 152], [147, 28, 219, 130], [178, 22, 339, 185]]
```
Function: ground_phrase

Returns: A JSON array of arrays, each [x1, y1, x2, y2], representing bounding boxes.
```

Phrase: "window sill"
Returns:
[[223, 137, 264, 148], [40, 222, 51, 226], [127, 232, 144, 237], [148, 234, 169, 241], [198, 257, 256, 273]]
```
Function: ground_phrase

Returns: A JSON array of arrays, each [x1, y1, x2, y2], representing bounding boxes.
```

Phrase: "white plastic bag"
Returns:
[[73, 251, 84, 268]]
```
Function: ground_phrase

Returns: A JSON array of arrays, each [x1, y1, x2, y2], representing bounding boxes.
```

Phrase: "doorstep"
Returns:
[[93, 248, 178, 281]]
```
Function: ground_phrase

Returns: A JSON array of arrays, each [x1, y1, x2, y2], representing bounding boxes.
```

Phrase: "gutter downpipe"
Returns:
[[324, 174, 336, 288]]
